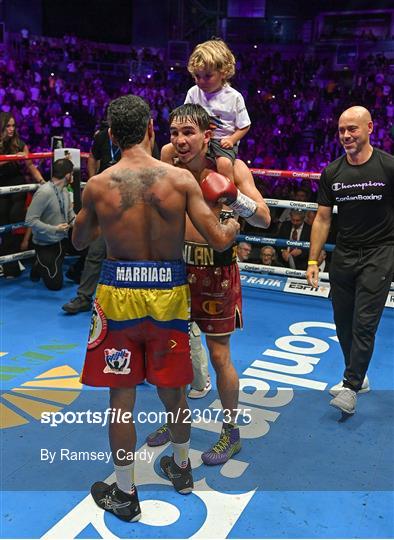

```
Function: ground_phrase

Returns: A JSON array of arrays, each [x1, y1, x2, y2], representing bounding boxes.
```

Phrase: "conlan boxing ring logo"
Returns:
[[0, 345, 82, 429]]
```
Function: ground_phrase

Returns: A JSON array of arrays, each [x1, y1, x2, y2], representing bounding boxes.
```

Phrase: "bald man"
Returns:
[[306, 106, 394, 415]]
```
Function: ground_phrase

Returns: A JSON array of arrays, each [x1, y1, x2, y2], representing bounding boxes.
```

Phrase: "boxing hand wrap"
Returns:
[[201, 172, 257, 218], [228, 189, 257, 218]]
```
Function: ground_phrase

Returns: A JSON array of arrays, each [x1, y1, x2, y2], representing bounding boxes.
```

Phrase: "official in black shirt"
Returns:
[[89, 126, 160, 175], [306, 106, 394, 415]]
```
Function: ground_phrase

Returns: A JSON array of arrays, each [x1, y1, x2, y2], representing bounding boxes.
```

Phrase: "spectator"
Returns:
[[278, 209, 311, 269], [258, 245, 282, 267], [0, 112, 44, 278], [236, 241, 252, 262], [276, 186, 312, 227], [1, 35, 393, 293]]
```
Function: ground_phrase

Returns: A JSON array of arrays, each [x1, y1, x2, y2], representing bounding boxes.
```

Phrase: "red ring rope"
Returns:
[[0, 152, 90, 162], [0, 152, 321, 180]]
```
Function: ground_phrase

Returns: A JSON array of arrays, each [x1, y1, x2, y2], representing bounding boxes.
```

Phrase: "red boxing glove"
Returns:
[[201, 172, 237, 205], [201, 172, 257, 218]]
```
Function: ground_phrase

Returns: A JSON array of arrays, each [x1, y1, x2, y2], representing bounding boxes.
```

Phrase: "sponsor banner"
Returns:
[[385, 292, 394, 309], [242, 235, 276, 245], [284, 277, 331, 298], [288, 200, 317, 210], [240, 272, 286, 291]]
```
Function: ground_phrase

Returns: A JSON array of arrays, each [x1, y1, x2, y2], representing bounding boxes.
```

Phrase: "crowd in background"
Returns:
[[1, 32, 393, 166], [0, 31, 393, 280]]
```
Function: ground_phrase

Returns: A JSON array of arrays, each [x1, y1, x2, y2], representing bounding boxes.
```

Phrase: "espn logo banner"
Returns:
[[284, 278, 331, 298]]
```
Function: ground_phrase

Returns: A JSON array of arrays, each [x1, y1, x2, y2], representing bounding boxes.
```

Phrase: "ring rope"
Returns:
[[0, 222, 26, 234], [0, 223, 335, 255], [239, 262, 394, 292], [6, 253, 394, 290], [0, 233, 330, 263], [0, 152, 90, 162], [0, 250, 35, 264], [0, 153, 317, 179], [1, 154, 391, 291], [239, 261, 329, 280], [238, 234, 335, 252], [0, 187, 339, 216], [265, 198, 338, 214], [0, 181, 89, 195], [0, 184, 40, 195], [250, 168, 321, 180]]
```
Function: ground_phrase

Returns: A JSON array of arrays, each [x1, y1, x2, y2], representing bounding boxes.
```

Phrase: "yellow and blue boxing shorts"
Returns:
[[81, 259, 192, 388]]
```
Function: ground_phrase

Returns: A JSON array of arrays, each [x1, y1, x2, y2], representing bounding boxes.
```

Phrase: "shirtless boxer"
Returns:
[[148, 104, 271, 464], [73, 96, 239, 521]]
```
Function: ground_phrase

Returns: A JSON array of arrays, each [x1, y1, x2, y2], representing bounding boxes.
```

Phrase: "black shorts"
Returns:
[[207, 139, 238, 164]]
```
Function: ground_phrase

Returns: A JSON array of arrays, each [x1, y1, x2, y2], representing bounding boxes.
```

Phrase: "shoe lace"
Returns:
[[211, 430, 231, 454], [102, 490, 131, 510], [102, 493, 116, 510], [156, 423, 168, 433]]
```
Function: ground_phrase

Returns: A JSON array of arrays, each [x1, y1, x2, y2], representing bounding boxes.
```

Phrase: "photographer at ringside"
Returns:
[[26, 158, 75, 290]]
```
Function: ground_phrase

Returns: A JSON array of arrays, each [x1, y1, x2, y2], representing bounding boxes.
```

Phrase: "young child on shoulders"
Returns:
[[185, 38, 250, 182], [163, 38, 250, 183]]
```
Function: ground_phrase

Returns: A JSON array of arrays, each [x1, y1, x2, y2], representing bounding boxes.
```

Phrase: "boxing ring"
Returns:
[[1, 153, 393, 539]]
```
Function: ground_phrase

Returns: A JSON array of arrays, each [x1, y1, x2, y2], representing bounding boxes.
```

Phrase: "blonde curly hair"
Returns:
[[188, 38, 236, 82]]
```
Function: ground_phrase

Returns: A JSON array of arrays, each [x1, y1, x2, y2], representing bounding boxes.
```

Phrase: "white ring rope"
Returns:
[[0, 161, 392, 294], [265, 198, 338, 214], [0, 184, 40, 195], [238, 261, 330, 281]]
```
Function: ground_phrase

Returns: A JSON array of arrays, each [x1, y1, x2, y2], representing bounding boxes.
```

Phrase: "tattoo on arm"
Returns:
[[109, 167, 167, 210]]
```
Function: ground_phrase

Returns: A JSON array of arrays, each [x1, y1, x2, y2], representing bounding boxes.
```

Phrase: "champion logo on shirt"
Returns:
[[332, 180, 385, 191]]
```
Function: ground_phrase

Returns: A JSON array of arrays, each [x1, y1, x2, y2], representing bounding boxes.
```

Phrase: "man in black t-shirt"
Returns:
[[306, 106, 394, 415], [88, 125, 121, 175]]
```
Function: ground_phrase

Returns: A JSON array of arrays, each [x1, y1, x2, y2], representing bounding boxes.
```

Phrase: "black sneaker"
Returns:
[[62, 296, 91, 314], [160, 455, 193, 494], [91, 481, 141, 522]]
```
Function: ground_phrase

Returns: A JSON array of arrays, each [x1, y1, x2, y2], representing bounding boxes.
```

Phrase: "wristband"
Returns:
[[308, 260, 318, 265], [228, 190, 257, 218]]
